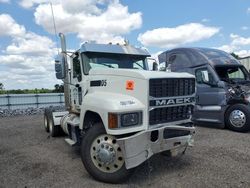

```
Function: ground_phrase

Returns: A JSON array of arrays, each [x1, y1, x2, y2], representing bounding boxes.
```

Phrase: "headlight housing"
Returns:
[[121, 112, 141, 127], [108, 112, 142, 129]]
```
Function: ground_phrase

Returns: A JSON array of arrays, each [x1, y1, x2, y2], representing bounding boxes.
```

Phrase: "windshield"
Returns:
[[215, 65, 249, 83], [82, 52, 148, 72]]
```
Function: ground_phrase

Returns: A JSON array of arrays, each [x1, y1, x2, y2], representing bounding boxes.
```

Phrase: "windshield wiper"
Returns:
[[91, 62, 115, 68], [100, 63, 114, 68]]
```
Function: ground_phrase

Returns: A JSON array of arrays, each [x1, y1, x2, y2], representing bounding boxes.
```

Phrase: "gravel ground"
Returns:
[[0, 115, 249, 188], [0, 106, 65, 117]]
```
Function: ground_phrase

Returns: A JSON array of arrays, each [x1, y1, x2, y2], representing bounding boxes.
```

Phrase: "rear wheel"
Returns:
[[44, 109, 49, 132], [80, 122, 134, 183], [47, 108, 61, 137], [225, 104, 250, 132]]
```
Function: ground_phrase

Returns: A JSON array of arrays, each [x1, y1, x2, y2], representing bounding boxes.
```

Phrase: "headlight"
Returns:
[[108, 112, 142, 129], [121, 112, 141, 127]]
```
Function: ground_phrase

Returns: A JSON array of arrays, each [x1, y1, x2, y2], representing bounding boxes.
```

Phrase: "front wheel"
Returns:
[[80, 122, 134, 183], [225, 104, 250, 132]]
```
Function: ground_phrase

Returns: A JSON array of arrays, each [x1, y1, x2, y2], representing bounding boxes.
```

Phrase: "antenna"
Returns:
[[50, 2, 60, 55]]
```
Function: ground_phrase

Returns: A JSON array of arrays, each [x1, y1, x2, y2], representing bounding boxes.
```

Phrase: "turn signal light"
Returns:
[[108, 113, 118, 129]]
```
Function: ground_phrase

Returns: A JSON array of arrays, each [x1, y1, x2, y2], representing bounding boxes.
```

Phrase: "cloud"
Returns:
[[150, 51, 163, 62], [0, 14, 60, 89], [241, 26, 249, 31], [247, 7, 250, 14], [137, 23, 220, 48], [216, 45, 236, 53], [61, 0, 105, 14], [216, 34, 250, 57], [5, 32, 56, 56], [0, 0, 10, 3], [1, 0, 142, 89], [0, 14, 26, 37], [19, 0, 55, 9], [0, 55, 28, 69], [201, 18, 210, 23], [230, 34, 250, 46], [233, 50, 250, 57], [34, 0, 142, 43]]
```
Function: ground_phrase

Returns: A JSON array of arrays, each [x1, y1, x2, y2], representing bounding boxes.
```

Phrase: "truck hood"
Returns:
[[89, 69, 194, 80]]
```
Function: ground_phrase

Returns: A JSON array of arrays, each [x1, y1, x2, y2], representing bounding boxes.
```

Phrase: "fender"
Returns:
[[79, 91, 147, 135]]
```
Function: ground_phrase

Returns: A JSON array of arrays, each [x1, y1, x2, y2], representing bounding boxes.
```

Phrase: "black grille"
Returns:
[[163, 129, 190, 139], [149, 105, 193, 125], [149, 78, 195, 98]]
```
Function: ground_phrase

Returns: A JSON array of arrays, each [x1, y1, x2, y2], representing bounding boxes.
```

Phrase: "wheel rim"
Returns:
[[229, 110, 246, 128], [90, 134, 124, 173], [49, 118, 53, 133], [44, 115, 48, 129]]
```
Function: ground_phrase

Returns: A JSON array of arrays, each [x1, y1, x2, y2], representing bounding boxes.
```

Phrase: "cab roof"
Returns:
[[79, 43, 150, 57], [159, 47, 241, 68]]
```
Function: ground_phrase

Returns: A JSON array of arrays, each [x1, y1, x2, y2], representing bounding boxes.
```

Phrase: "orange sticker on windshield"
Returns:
[[126, 80, 134, 90]]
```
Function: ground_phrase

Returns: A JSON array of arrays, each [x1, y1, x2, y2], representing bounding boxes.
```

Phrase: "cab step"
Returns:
[[66, 120, 81, 146], [65, 138, 77, 146]]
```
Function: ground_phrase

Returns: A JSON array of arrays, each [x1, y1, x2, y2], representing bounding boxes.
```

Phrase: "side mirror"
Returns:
[[159, 62, 166, 71], [55, 54, 66, 79], [152, 62, 158, 71], [216, 80, 225, 88]]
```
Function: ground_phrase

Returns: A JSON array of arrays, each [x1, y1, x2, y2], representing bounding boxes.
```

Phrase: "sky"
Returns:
[[1, 0, 250, 89]]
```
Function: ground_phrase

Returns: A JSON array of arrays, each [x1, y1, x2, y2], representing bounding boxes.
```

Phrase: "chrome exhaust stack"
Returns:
[[58, 33, 71, 110]]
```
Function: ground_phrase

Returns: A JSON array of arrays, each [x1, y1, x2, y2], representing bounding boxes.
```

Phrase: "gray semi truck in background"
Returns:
[[159, 48, 250, 132], [43, 33, 196, 183]]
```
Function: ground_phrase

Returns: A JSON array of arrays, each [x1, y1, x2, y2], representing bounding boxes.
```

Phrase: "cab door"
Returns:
[[193, 65, 226, 125], [71, 54, 83, 112]]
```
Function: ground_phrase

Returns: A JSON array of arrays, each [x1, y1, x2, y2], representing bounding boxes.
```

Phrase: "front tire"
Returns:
[[225, 104, 250, 132], [80, 122, 134, 183]]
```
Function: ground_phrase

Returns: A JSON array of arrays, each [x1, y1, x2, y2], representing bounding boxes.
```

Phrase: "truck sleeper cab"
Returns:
[[44, 33, 196, 183], [159, 48, 250, 132]]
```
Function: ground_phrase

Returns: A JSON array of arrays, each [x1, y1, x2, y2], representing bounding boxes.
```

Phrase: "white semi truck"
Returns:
[[44, 33, 196, 183]]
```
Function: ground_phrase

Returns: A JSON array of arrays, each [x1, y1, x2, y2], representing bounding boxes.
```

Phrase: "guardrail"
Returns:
[[0, 93, 65, 110]]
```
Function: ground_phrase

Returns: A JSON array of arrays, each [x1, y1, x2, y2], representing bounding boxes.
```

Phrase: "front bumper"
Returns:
[[117, 124, 195, 169]]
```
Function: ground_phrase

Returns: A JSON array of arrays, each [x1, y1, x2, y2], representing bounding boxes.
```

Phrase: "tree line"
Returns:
[[0, 83, 64, 94]]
